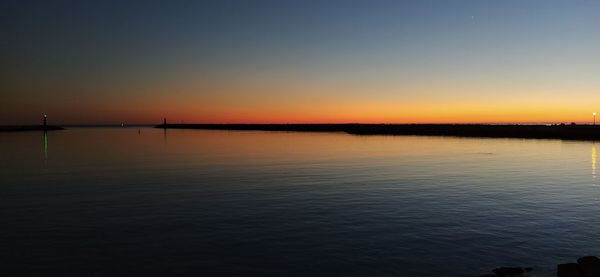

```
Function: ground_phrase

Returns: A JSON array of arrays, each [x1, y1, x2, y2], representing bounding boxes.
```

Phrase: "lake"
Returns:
[[1, 127, 599, 276]]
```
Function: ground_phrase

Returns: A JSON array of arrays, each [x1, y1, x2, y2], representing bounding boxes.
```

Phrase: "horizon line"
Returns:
[[1, 122, 597, 127]]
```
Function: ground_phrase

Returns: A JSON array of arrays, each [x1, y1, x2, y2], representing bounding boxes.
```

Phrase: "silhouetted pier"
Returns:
[[154, 123, 600, 141], [1, 114, 64, 132], [0, 125, 64, 132]]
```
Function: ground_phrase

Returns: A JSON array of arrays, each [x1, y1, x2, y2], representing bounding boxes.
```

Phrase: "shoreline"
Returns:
[[0, 125, 64, 132], [154, 123, 600, 141]]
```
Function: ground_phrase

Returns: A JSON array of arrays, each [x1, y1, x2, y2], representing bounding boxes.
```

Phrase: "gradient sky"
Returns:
[[2, 0, 600, 124]]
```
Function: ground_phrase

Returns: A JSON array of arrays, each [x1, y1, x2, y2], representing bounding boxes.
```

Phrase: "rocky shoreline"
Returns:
[[479, 256, 600, 277]]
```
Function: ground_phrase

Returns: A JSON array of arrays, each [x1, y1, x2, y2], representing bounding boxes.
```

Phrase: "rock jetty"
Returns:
[[155, 123, 600, 141]]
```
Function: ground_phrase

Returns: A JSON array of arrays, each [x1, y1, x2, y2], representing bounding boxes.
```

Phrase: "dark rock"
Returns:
[[481, 256, 600, 277], [578, 256, 600, 265], [577, 256, 600, 277], [492, 267, 524, 277], [558, 263, 583, 277]]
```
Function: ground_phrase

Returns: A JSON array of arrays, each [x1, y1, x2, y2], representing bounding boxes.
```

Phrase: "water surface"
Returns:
[[2, 128, 600, 276]]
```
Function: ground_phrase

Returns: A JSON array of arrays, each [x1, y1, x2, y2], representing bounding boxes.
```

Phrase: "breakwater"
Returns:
[[0, 125, 64, 132], [155, 124, 600, 141]]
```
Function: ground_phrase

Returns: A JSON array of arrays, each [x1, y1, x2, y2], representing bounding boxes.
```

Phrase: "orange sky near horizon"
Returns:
[[3, 73, 600, 125], [5, 96, 597, 125]]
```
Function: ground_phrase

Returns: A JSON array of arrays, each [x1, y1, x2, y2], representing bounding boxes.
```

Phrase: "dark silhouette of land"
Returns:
[[0, 125, 64, 132], [155, 123, 600, 140]]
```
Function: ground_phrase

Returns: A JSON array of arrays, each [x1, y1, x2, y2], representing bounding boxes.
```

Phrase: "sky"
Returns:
[[1, 0, 600, 125]]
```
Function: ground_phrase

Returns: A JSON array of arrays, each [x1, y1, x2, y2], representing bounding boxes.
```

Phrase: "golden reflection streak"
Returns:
[[592, 144, 597, 179]]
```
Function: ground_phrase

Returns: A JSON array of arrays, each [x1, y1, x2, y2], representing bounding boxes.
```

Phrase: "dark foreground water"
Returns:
[[2, 128, 600, 276]]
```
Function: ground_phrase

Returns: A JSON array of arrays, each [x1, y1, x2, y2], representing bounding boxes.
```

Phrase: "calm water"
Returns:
[[2, 128, 600, 276]]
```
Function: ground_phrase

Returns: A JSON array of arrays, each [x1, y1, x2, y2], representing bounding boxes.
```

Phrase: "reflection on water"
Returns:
[[593, 144, 597, 179], [3, 128, 600, 276], [43, 131, 48, 161]]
